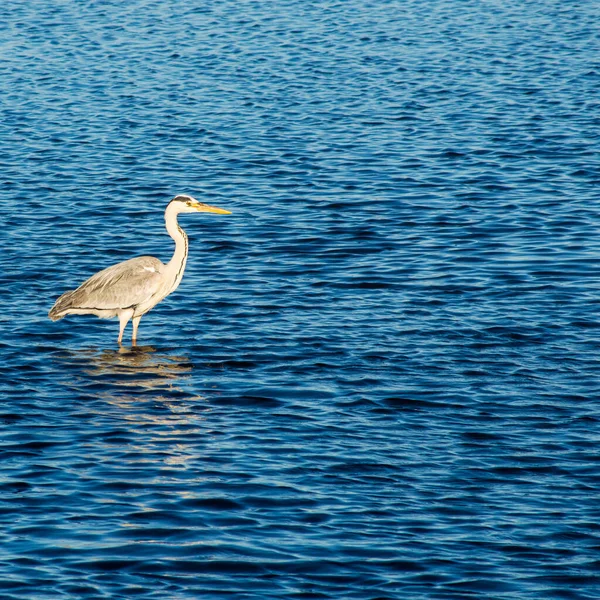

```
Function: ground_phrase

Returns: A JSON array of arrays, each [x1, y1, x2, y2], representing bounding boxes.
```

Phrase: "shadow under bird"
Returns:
[[49, 195, 231, 346]]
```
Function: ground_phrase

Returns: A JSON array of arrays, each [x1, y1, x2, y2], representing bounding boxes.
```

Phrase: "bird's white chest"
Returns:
[[133, 257, 187, 317]]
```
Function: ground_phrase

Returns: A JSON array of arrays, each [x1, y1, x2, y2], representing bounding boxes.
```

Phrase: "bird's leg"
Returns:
[[117, 309, 133, 346], [131, 316, 141, 347]]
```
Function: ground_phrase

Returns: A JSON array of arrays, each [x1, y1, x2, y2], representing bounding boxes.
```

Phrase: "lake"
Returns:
[[1, 0, 600, 598]]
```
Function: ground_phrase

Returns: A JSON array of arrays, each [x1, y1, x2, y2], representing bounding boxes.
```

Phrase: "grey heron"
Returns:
[[49, 195, 231, 346]]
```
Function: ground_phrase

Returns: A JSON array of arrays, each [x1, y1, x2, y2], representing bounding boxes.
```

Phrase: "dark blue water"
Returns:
[[2, 1, 600, 598]]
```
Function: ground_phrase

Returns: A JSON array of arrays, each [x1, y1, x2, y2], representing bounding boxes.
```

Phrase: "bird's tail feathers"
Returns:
[[48, 290, 76, 321]]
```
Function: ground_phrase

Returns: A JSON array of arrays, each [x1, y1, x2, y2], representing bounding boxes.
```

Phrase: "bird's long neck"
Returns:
[[165, 205, 189, 286]]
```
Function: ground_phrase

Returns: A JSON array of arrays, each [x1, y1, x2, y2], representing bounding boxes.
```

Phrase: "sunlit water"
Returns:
[[2, 1, 600, 598]]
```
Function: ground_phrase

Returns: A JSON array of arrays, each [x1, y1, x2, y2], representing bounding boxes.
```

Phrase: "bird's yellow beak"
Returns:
[[195, 203, 232, 215]]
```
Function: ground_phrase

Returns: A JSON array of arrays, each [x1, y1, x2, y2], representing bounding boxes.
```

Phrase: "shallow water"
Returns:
[[2, 0, 600, 598]]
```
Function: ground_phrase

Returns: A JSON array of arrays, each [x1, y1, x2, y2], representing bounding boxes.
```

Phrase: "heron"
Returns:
[[48, 195, 231, 346]]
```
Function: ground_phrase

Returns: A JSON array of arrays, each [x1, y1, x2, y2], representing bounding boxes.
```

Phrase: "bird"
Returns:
[[49, 194, 231, 346]]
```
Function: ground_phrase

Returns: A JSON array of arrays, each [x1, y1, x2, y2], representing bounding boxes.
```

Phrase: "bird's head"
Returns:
[[170, 194, 232, 215]]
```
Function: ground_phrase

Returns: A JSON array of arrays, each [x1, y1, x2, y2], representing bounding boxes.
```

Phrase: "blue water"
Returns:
[[2, 0, 600, 598]]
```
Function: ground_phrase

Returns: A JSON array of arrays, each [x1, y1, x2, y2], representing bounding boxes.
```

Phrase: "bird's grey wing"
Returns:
[[54, 256, 165, 312]]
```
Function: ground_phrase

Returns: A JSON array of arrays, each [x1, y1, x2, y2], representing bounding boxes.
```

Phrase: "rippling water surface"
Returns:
[[2, 1, 600, 598]]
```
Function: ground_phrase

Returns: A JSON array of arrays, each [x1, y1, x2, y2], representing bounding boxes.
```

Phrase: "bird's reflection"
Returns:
[[54, 346, 206, 470], [57, 345, 198, 398], [84, 345, 192, 388]]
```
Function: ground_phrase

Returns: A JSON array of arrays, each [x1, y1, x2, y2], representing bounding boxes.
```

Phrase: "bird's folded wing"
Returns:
[[65, 256, 165, 310]]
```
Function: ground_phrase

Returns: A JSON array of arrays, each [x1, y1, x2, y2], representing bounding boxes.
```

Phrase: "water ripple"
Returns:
[[2, 0, 600, 598]]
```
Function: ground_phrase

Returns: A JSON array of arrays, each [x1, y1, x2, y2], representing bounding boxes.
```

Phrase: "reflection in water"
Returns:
[[83, 346, 193, 390], [55, 346, 204, 420], [55, 346, 206, 475], [58, 345, 193, 389]]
